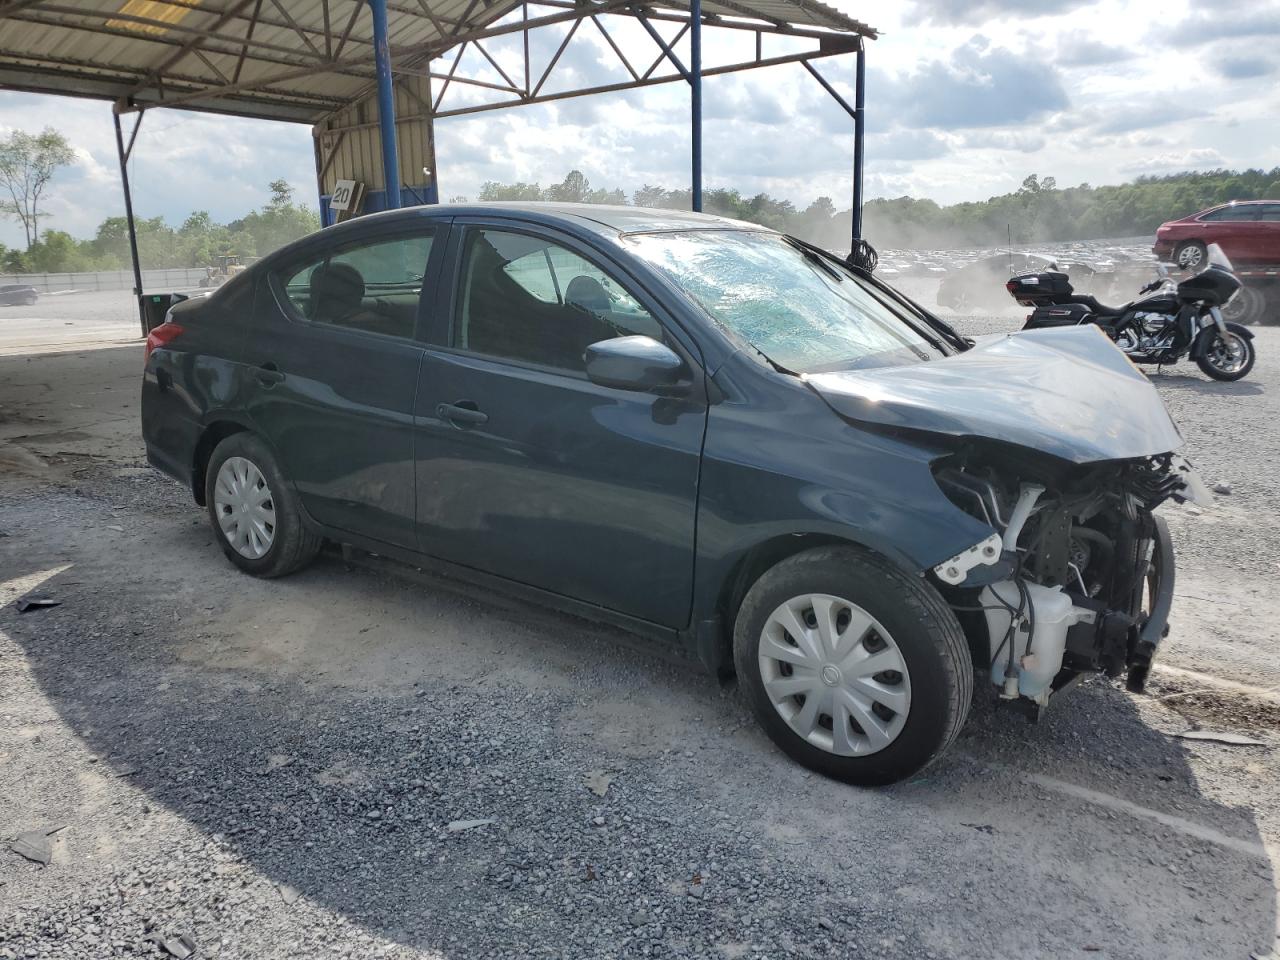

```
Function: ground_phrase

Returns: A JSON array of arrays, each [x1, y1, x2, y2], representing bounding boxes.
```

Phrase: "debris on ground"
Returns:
[[15, 594, 60, 613], [139, 933, 197, 958], [1175, 729, 1266, 746], [583, 769, 615, 797], [258, 753, 296, 774], [1213, 481, 1233, 495], [9, 826, 65, 865], [277, 883, 300, 905], [446, 818, 495, 833]]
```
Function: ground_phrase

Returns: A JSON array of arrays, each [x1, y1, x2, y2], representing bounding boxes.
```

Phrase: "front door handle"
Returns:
[[436, 400, 488, 427], [256, 362, 285, 386]]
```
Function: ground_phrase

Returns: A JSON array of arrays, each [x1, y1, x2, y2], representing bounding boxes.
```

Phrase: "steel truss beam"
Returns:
[[318, 43, 851, 130]]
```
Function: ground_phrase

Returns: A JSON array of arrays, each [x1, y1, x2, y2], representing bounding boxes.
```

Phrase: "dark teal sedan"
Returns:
[[142, 203, 1197, 784]]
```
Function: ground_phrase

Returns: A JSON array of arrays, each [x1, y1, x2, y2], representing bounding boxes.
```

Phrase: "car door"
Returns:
[[1257, 204, 1280, 260], [244, 221, 446, 549], [1205, 205, 1261, 262], [413, 221, 707, 628]]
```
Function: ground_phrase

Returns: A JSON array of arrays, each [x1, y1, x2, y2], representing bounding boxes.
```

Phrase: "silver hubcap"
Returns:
[[1207, 333, 1248, 374], [214, 456, 276, 559], [759, 594, 912, 757], [1178, 245, 1204, 269]]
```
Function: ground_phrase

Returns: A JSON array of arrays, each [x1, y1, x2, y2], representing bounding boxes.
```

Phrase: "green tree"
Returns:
[[0, 127, 77, 248], [26, 229, 88, 273], [544, 170, 590, 203], [478, 180, 542, 201]]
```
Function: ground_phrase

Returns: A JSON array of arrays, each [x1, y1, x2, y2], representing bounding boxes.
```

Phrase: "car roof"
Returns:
[[1202, 200, 1273, 211], [333, 201, 770, 238]]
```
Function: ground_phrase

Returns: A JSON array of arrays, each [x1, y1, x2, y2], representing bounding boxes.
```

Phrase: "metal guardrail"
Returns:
[[0, 268, 209, 294]]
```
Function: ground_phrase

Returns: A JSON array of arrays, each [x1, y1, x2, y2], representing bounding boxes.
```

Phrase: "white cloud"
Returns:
[[2, 0, 1278, 246], [1122, 148, 1228, 175]]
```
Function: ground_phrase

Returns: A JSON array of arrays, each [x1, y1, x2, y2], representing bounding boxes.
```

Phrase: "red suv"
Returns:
[[1154, 200, 1280, 270]]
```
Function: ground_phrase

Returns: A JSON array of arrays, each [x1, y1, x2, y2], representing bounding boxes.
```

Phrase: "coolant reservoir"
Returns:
[[981, 581, 1093, 705]]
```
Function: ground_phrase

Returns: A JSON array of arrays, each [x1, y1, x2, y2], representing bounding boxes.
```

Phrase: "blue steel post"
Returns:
[[368, 0, 402, 209], [690, 0, 702, 212], [852, 44, 865, 242]]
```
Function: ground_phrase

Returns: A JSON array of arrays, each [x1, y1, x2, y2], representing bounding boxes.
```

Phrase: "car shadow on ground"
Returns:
[[1, 488, 1276, 959]]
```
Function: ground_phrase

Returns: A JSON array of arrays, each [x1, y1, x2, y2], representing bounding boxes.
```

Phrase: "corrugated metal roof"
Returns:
[[0, 0, 874, 123]]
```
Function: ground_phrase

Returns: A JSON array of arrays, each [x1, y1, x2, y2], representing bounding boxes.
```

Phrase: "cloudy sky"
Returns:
[[1, 0, 1278, 247]]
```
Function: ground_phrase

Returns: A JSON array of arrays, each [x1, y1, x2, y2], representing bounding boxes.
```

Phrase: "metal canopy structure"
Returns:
[[0, 0, 875, 329]]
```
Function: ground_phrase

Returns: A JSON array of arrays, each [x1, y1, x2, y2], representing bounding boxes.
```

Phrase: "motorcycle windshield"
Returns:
[[1206, 243, 1235, 272]]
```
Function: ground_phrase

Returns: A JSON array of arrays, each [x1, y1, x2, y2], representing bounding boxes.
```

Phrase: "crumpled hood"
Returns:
[[805, 325, 1183, 464]]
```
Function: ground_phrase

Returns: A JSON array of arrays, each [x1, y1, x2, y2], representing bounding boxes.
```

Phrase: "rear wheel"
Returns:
[[1196, 325, 1255, 381], [733, 546, 972, 786], [1222, 285, 1265, 325], [205, 433, 322, 577], [1174, 240, 1207, 272]]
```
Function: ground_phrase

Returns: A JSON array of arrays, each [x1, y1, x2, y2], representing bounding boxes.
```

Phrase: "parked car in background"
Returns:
[[0, 283, 39, 306], [142, 203, 1202, 785], [1154, 201, 1280, 270]]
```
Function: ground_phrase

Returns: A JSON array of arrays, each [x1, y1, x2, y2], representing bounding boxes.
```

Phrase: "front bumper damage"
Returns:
[[930, 452, 1197, 716]]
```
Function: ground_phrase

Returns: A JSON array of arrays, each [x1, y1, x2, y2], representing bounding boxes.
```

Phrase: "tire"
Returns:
[[204, 432, 322, 577], [1174, 240, 1207, 272], [733, 545, 972, 786], [1195, 323, 1256, 381], [1221, 285, 1265, 325]]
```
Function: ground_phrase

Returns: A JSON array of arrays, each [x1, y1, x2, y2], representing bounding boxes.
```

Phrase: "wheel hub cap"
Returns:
[[213, 456, 276, 559], [758, 594, 912, 757]]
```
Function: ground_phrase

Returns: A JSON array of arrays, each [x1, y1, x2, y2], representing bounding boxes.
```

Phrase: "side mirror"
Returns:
[[584, 336, 686, 392]]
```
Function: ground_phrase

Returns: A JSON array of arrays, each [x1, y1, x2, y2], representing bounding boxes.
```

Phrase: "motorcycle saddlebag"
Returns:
[[1006, 271, 1074, 307], [1022, 302, 1092, 330]]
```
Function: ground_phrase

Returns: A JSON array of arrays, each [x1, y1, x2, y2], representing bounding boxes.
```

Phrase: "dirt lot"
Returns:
[[1, 290, 1278, 959]]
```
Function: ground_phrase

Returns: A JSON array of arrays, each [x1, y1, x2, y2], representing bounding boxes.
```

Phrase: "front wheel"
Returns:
[[733, 546, 972, 786], [1174, 240, 1207, 272], [1196, 324, 1255, 381], [205, 432, 322, 577]]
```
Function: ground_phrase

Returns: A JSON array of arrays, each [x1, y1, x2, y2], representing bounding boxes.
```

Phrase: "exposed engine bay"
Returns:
[[929, 441, 1207, 715]]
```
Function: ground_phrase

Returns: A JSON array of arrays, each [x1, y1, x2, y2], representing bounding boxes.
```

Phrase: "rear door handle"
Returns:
[[256, 362, 285, 386], [436, 400, 488, 427]]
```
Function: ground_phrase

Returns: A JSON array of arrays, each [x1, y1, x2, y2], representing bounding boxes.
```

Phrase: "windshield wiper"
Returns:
[[784, 237, 844, 282], [788, 236, 968, 354]]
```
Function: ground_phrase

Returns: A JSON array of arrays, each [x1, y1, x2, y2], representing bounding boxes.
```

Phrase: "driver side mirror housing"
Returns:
[[584, 336, 686, 392]]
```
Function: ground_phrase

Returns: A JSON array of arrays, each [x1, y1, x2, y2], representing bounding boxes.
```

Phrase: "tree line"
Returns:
[[0, 178, 319, 275], [483, 168, 1280, 251], [5, 121, 1279, 273]]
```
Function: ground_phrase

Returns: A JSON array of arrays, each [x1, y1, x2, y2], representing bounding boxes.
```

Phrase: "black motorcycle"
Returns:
[[1007, 243, 1256, 381]]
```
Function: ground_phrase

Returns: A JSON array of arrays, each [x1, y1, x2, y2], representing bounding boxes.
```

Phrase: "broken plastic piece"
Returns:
[[446, 818, 495, 833], [1175, 730, 1265, 746], [15, 595, 61, 613]]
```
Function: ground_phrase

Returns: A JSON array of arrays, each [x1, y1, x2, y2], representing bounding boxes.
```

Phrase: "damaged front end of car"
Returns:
[[804, 326, 1208, 717], [930, 443, 1204, 715]]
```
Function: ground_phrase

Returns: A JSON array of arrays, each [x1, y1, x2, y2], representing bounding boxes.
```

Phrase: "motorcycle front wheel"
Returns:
[[1196, 327, 1255, 381]]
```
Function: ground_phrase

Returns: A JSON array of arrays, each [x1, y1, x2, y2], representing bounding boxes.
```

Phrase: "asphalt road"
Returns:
[[1, 292, 1277, 960]]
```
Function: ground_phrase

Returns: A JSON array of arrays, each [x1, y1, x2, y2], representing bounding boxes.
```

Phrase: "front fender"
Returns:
[[691, 355, 996, 626], [1190, 320, 1253, 361]]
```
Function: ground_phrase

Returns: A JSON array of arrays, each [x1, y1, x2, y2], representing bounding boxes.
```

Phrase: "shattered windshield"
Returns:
[[623, 230, 947, 372]]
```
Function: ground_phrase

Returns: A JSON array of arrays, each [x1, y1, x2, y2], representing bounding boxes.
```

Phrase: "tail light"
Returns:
[[144, 321, 185, 365]]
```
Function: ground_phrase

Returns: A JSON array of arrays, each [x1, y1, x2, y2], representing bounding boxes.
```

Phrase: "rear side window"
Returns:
[[278, 230, 435, 339], [1201, 206, 1258, 222], [1259, 204, 1280, 222], [453, 228, 665, 372]]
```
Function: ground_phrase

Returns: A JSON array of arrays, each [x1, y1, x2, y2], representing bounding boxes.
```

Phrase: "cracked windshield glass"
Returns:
[[625, 230, 946, 372]]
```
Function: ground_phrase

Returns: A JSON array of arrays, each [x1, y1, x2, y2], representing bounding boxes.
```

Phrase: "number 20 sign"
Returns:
[[330, 179, 358, 212]]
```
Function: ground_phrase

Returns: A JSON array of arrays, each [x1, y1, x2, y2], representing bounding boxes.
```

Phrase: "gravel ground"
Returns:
[[1, 292, 1278, 960]]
